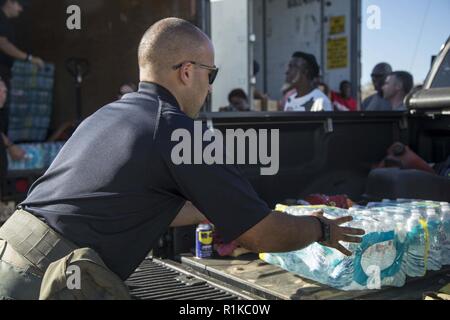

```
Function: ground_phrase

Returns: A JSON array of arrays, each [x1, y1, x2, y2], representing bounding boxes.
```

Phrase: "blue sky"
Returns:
[[361, 0, 450, 85]]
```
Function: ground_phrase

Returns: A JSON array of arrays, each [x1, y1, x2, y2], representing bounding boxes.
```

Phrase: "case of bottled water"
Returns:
[[260, 200, 450, 291], [7, 142, 65, 171]]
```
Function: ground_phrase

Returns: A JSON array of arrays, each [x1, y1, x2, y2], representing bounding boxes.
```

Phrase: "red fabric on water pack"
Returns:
[[304, 194, 353, 209]]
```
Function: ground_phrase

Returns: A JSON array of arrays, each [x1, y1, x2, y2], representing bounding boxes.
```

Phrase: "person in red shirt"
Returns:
[[331, 80, 357, 112]]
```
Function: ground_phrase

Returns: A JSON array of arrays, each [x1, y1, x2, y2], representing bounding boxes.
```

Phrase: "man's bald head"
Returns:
[[138, 18, 211, 77], [138, 18, 215, 118]]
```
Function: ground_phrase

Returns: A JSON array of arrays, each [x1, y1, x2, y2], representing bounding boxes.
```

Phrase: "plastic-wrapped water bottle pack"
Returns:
[[260, 200, 450, 291], [8, 60, 55, 142], [7, 142, 65, 171]]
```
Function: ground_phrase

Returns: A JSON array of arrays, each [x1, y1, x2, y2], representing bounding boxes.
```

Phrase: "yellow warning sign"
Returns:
[[327, 37, 348, 69], [330, 16, 346, 35]]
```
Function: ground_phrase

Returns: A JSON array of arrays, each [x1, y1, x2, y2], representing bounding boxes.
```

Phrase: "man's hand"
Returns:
[[31, 56, 45, 69], [312, 211, 365, 256], [7, 144, 26, 161]]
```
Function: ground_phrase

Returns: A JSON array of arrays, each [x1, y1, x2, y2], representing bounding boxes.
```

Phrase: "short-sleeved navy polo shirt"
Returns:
[[21, 82, 271, 280]]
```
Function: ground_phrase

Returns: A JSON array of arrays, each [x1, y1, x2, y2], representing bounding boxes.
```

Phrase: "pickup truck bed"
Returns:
[[178, 254, 450, 300]]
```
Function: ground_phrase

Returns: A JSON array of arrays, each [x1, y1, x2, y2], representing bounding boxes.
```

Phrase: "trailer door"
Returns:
[[323, 0, 361, 100], [210, 0, 250, 111]]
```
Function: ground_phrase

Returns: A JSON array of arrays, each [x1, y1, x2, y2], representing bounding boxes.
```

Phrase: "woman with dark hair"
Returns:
[[220, 88, 250, 112]]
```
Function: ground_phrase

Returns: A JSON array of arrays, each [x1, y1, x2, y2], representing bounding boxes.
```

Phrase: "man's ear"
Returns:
[[179, 64, 192, 85]]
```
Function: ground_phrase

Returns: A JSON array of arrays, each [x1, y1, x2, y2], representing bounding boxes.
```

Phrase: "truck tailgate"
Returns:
[[180, 254, 450, 300]]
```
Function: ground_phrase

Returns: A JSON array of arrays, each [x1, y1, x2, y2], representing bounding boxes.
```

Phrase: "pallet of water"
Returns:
[[260, 200, 450, 291], [7, 142, 65, 171]]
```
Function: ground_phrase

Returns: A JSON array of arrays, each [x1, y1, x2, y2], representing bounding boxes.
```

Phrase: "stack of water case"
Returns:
[[260, 200, 450, 291], [6, 61, 66, 172], [8, 60, 55, 142]]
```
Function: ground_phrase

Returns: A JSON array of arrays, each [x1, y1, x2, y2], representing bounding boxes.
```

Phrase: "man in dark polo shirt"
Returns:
[[0, 18, 364, 300]]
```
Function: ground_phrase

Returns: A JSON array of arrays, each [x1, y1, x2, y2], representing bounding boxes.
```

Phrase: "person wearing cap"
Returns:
[[283, 52, 333, 112], [362, 63, 393, 111]]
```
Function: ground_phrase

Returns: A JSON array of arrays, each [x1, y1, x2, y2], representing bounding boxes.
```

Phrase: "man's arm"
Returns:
[[0, 36, 44, 68], [1, 132, 25, 160], [236, 210, 365, 256], [170, 201, 207, 228]]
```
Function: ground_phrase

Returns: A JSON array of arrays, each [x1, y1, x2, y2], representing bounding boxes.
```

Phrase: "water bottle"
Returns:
[[440, 203, 450, 216], [440, 207, 450, 265], [425, 200, 437, 206], [376, 211, 389, 223], [347, 220, 375, 290], [333, 219, 367, 289], [393, 207, 408, 217], [409, 209, 422, 220], [382, 199, 395, 206], [354, 210, 371, 219], [388, 219, 407, 287], [426, 209, 442, 271], [406, 213, 427, 277], [379, 218, 395, 286], [409, 202, 426, 216], [352, 217, 401, 290]]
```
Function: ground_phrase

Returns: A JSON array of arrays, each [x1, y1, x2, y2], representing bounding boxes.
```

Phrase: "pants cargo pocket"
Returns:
[[0, 258, 43, 300]]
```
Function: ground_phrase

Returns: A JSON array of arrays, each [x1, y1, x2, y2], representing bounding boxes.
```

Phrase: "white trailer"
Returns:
[[209, 0, 361, 111]]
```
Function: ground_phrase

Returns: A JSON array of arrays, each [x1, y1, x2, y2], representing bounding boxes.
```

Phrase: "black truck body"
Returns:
[[148, 38, 450, 300]]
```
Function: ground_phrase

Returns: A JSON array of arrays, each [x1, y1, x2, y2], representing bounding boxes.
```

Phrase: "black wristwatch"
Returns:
[[25, 54, 33, 62], [315, 217, 331, 243]]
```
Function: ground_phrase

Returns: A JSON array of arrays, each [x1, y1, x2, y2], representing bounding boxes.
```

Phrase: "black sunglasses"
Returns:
[[172, 61, 219, 85]]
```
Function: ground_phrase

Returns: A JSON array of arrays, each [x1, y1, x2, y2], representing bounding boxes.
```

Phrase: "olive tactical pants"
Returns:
[[0, 210, 130, 300], [0, 239, 43, 300]]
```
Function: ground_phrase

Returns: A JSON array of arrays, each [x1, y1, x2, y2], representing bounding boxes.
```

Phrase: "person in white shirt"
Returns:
[[283, 51, 333, 112]]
